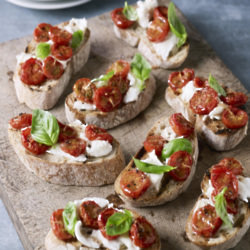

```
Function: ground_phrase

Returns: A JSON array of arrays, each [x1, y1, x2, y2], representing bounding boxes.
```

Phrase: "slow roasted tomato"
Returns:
[[20, 58, 46, 85], [111, 8, 135, 29], [211, 165, 238, 200], [189, 86, 219, 115], [85, 124, 113, 143], [94, 86, 122, 112], [193, 77, 207, 88], [221, 92, 248, 107], [49, 26, 72, 45], [108, 75, 130, 95], [60, 138, 86, 157], [98, 208, 119, 240], [43, 56, 64, 79], [107, 60, 130, 78], [217, 158, 243, 176], [147, 17, 169, 43], [50, 209, 73, 241], [153, 6, 168, 19], [168, 68, 195, 93], [221, 106, 248, 129], [57, 121, 77, 143], [130, 217, 156, 248], [9, 113, 32, 130], [169, 113, 194, 137], [143, 135, 166, 156], [51, 43, 73, 61], [168, 151, 193, 181], [120, 169, 151, 199], [21, 127, 49, 155], [192, 204, 222, 237], [33, 23, 52, 42], [80, 201, 102, 229]]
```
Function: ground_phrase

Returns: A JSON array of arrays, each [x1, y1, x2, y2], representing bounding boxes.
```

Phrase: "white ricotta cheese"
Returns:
[[123, 86, 141, 103], [161, 125, 177, 141], [180, 81, 201, 103], [208, 101, 227, 120], [63, 18, 87, 33], [73, 100, 96, 111], [238, 176, 250, 202], [74, 197, 109, 209], [86, 140, 112, 157]]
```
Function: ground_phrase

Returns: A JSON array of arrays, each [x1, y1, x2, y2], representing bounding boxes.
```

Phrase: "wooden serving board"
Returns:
[[0, 3, 250, 250]]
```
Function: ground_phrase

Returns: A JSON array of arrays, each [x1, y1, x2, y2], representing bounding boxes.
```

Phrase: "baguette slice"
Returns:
[[114, 115, 199, 207], [165, 86, 248, 151], [65, 75, 156, 129], [14, 22, 91, 110], [8, 122, 125, 186]]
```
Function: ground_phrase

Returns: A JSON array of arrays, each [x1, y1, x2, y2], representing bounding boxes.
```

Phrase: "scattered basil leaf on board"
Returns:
[[91, 70, 115, 87], [106, 209, 133, 236], [134, 158, 176, 174], [31, 109, 59, 146], [214, 187, 233, 228], [36, 43, 50, 59], [162, 138, 192, 159], [168, 2, 187, 48], [71, 30, 83, 49], [208, 74, 227, 97], [123, 1, 138, 21], [63, 202, 77, 236]]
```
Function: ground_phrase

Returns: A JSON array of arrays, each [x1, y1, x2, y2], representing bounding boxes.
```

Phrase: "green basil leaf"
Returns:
[[31, 109, 59, 146], [162, 138, 192, 160], [106, 209, 133, 236], [71, 30, 84, 49], [208, 74, 227, 97], [63, 202, 77, 236], [91, 70, 115, 87], [134, 158, 175, 174], [214, 187, 233, 228], [36, 43, 50, 59], [123, 1, 137, 21], [168, 2, 187, 48]]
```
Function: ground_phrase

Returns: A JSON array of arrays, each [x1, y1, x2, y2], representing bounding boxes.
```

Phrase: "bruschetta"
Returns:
[[165, 68, 248, 151], [111, 1, 189, 69], [14, 18, 91, 110], [65, 53, 156, 129], [8, 110, 125, 186], [186, 158, 250, 249], [114, 113, 199, 207], [45, 196, 161, 250]]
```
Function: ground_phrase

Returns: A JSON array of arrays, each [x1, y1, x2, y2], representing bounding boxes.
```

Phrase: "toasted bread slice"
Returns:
[[114, 116, 199, 207], [65, 75, 156, 129], [14, 22, 91, 110]]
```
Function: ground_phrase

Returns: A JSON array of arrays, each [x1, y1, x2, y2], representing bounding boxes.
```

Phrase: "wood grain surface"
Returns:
[[0, 3, 249, 250]]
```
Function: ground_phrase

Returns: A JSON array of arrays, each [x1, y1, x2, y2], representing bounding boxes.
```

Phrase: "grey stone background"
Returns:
[[0, 0, 249, 249]]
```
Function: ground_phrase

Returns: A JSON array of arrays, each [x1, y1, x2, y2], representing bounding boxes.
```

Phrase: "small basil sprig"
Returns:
[[168, 2, 187, 48], [208, 74, 227, 97], [63, 202, 77, 236], [162, 138, 192, 160], [36, 43, 50, 59], [134, 158, 175, 174], [31, 109, 59, 146], [123, 1, 137, 21], [214, 187, 233, 228], [106, 209, 133, 236], [71, 30, 84, 49], [91, 70, 115, 87]]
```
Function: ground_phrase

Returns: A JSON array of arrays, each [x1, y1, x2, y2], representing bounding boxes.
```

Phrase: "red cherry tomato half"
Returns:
[[50, 209, 74, 241], [190, 86, 219, 115], [120, 169, 151, 199], [43, 56, 64, 80], [107, 60, 130, 78], [143, 135, 166, 156], [57, 121, 77, 143], [153, 6, 168, 19], [111, 8, 135, 29], [168, 151, 193, 181], [51, 43, 73, 61], [221, 106, 248, 129], [169, 113, 194, 137], [193, 77, 207, 88], [94, 86, 122, 112], [108, 75, 130, 95], [20, 58, 46, 85], [85, 125, 113, 144], [49, 26, 72, 45], [221, 92, 248, 107], [9, 113, 32, 130], [60, 138, 86, 157], [130, 217, 157, 248], [218, 158, 243, 176], [33, 23, 52, 42], [147, 17, 169, 43], [192, 204, 222, 237]]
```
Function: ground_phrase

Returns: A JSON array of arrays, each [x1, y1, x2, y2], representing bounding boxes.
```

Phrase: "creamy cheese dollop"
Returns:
[[161, 125, 177, 141], [180, 81, 201, 103], [73, 101, 96, 111], [86, 140, 112, 157], [63, 18, 87, 33]]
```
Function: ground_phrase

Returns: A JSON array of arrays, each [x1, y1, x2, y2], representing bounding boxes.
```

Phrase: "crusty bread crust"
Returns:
[[65, 75, 156, 129], [14, 26, 91, 110], [8, 124, 125, 186], [114, 116, 199, 207]]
